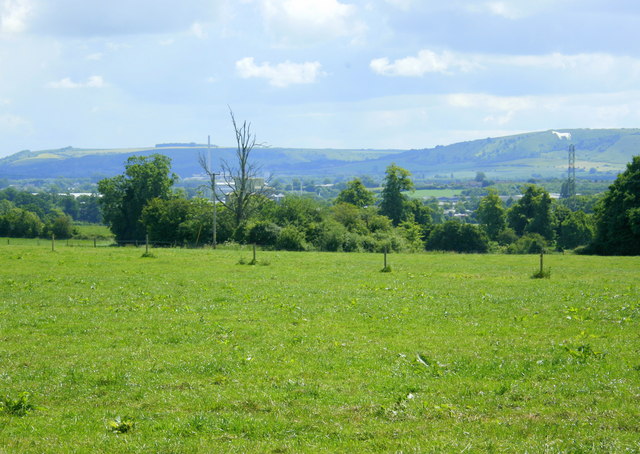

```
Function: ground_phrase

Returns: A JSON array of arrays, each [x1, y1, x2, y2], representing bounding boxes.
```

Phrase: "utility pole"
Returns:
[[567, 144, 576, 198], [208, 136, 220, 249]]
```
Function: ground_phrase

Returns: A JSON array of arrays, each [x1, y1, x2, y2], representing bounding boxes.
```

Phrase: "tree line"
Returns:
[[0, 187, 101, 239], [95, 153, 640, 255]]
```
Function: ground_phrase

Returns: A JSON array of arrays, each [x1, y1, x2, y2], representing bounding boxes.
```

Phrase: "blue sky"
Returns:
[[0, 0, 639, 157]]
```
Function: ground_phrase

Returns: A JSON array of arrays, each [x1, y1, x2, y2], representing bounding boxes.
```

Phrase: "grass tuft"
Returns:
[[531, 267, 550, 279], [108, 416, 135, 433], [0, 392, 38, 416]]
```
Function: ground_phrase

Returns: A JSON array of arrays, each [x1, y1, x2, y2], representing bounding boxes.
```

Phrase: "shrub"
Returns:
[[276, 225, 308, 251], [341, 232, 363, 252], [246, 221, 281, 247], [47, 215, 76, 239], [425, 221, 489, 253], [496, 227, 518, 246], [314, 220, 346, 251], [506, 233, 547, 254], [0, 208, 43, 238]]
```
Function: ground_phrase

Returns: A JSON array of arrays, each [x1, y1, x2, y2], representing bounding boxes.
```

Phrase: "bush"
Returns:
[[46, 215, 76, 239], [496, 228, 518, 246], [506, 233, 547, 254], [0, 208, 43, 238], [370, 231, 408, 253], [341, 232, 363, 252], [246, 221, 281, 247], [425, 221, 489, 253], [276, 225, 308, 251]]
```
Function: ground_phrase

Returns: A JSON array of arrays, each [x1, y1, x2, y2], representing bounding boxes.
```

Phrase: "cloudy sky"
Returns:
[[0, 0, 639, 157]]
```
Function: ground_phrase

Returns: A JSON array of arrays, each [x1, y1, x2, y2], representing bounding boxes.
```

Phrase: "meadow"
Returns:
[[404, 189, 463, 199], [0, 242, 638, 453]]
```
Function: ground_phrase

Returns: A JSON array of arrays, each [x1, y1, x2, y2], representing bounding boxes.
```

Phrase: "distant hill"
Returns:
[[1, 129, 638, 181]]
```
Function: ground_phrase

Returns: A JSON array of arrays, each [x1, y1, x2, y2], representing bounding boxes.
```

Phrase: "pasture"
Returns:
[[0, 243, 638, 452], [405, 188, 463, 199]]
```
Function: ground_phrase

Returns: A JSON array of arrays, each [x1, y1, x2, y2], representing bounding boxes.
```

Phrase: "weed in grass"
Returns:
[[140, 252, 156, 258], [416, 353, 449, 377], [561, 343, 605, 363], [108, 416, 135, 433], [237, 257, 270, 266], [531, 268, 551, 279], [0, 392, 38, 416]]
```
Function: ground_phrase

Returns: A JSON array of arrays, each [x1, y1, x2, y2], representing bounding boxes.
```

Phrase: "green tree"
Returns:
[[46, 214, 75, 239], [331, 203, 368, 234], [98, 154, 177, 242], [0, 207, 43, 238], [141, 197, 219, 246], [476, 189, 506, 241], [76, 195, 102, 223], [273, 195, 324, 228], [380, 163, 413, 226], [591, 156, 640, 255], [246, 221, 281, 247], [141, 198, 191, 244], [506, 233, 548, 254], [425, 220, 489, 253], [276, 225, 308, 251], [335, 178, 375, 208], [557, 210, 594, 250], [507, 185, 553, 240]]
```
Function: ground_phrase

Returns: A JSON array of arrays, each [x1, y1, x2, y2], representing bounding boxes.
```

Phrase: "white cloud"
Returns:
[[106, 42, 131, 51], [0, 0, 32, 33], [259, 0, 366, 44], [86, 52, 103, 61], [236, 57, 325, 87], [482, 1, 523, 19], [447, 93, 533, 126], [190, 22, 206, 39], [371, 49, 640, 89], [48, 75, 106, 89], [497, 52, 640, 73], [384, 0, 414, 11], [371, 50, 478, 76], [466, 0, 569, 19]]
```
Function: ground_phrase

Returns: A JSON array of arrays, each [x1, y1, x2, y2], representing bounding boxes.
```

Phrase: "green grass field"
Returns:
[[406, 189, 463, 199], [1, 244, 639, 452]]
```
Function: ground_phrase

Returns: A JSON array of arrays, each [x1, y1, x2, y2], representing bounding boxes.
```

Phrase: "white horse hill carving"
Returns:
[[552, 131, 572, 140]]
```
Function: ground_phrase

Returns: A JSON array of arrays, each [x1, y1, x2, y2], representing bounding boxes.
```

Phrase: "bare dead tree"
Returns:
[[199, 108, 271, 237], [197, 149, 219, 247]]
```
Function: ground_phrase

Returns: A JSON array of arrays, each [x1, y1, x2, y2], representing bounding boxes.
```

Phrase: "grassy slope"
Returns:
[[2, 129, 639, 180], [0, 245, 639, 452]]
